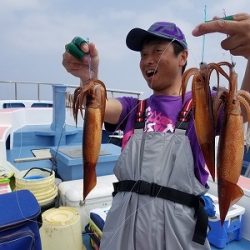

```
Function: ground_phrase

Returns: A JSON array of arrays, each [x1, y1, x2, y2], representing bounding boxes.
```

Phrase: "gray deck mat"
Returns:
[[58, 146, 111, 159]]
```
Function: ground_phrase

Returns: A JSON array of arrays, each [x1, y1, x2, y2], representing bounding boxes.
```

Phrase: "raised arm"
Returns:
[[62, 40, 122, 124]]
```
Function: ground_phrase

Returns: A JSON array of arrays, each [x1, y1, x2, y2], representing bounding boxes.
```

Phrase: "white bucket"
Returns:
[[40, 207, 86, 250], [15, 168, 58, 207]]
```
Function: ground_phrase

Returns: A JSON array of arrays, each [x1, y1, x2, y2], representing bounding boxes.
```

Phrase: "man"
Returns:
[[63, 21, 211, 249]]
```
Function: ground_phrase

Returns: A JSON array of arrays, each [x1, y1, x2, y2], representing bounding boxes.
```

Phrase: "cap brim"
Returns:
[[126, 28, 180, 51], [126, 28, 154, 51]]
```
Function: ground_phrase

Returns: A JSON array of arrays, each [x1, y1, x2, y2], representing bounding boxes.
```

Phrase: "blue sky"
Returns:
[[0, 0, 250, 99]]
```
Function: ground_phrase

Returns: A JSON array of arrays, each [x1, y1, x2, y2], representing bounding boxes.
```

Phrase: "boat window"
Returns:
[[6, 135, 10, 150], [3, 103, 25, 108], [31, 103, 53, 108]]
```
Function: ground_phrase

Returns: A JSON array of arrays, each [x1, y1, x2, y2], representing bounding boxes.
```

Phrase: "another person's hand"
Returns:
[[192, 13, 250, 59], [62, 41, 99, 83]]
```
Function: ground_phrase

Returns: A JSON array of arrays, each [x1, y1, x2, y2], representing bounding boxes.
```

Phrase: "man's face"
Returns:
[[140, 39, 186, 94]]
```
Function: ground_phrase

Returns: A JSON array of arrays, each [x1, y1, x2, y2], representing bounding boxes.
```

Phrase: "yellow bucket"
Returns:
[[32, 185, 57, 200], [15, 168, 55, 187], [40, 207, 86, 250], [15, 168, 57, 207]]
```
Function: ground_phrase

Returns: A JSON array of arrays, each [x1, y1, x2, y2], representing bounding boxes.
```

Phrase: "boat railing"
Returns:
[[0, 80, 143, 101]]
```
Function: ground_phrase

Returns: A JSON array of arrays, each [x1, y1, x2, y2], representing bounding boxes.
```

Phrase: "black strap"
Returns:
[[135, 99, 146, 129], [113, 180, 208, 245], [176, 98, 193, 130], [134, 98, 193, 131], [23, 167, 53, 178]]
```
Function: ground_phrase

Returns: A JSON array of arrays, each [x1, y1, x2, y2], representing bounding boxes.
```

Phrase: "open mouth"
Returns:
[[146, 69, 157, 78]]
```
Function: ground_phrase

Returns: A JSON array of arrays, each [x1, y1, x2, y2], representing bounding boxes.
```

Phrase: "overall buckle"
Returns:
[[134, 180, 160, 197]]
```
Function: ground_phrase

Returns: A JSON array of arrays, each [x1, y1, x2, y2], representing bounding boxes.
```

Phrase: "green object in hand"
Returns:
[[65, 36, 88, 60], [222, 15, 234, 21], [205, 15, 234, 23]]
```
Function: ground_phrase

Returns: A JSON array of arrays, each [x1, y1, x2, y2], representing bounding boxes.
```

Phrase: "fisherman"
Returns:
[[62, 14, 250, 249]]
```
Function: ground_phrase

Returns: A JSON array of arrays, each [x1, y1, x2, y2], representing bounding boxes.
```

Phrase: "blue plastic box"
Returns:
[[51, 143, 121, 181], [207, 194, 245, 249]]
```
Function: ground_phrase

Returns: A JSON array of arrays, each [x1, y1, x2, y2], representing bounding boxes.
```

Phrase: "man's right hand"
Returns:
[[62, 40, 99, 83]]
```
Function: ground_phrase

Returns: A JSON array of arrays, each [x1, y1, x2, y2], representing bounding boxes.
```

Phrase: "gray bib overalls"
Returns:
[[100, 100, 211, 250]]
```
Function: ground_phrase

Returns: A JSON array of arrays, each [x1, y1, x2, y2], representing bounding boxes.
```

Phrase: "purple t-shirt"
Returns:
[[106, 92, 209, 186]]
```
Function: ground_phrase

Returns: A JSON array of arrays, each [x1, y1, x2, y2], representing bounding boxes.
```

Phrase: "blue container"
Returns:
[[0, 190, 42, 250], [207, 198, 245, 249], [51, 143, 121, 181]]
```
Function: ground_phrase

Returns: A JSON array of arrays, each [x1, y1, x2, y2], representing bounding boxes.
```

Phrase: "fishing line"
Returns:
[[17, 123, 23, 160], [106, 39, 178, 144], [103, 39, 192, 244], [79, 38, 178, 147], [13, 38, 188, 245], [10, 30, 208, 241], [12, 101, 66, 226], [51, 122, 66, 174], [14, 189, 43, 227], [201, 4, 207, 63], [86, 37, 93, 80], [149, 39, 176, 90], [14, 119, 82, 250], [222, 9, 236, 67], [12, 106, 38, 223], [82, 9, 240, 244], [15, 192, 82, 250], [101, 12, 230, 241], [7, 103, 42, 225], [104, 186, 165, 248], [1, 102, 38, 225]]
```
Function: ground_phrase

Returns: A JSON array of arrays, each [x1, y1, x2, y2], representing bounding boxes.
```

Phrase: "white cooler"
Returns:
[[58, 174, 117, 230]]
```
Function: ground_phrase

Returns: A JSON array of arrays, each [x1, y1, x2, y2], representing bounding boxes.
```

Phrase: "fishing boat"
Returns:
[[0, 80, 250, 249]]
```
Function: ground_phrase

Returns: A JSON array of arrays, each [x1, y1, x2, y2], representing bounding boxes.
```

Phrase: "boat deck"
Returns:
[[210, 239, 250, 250], [82, 234, 250, 249]]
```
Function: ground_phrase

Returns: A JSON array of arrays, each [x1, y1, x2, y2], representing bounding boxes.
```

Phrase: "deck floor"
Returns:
[[82, 234, 250, 249], [211, 238, 250, 249]]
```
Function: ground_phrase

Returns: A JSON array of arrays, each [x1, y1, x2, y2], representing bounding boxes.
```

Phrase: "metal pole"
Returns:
[[37, 83, 40, 101], [14, 82, 17, 100]]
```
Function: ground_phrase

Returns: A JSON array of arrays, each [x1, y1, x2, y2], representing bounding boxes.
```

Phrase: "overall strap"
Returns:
[[175, 98, 192, 131], [135, 98, 193, 131], [134, 99, 146, 129]]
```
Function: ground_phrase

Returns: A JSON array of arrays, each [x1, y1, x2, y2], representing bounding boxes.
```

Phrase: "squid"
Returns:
[[72, 79, 107, 200], [181, 63, 216, 181], [213, 63, 250, 223], [182, 61, 250, 223]]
